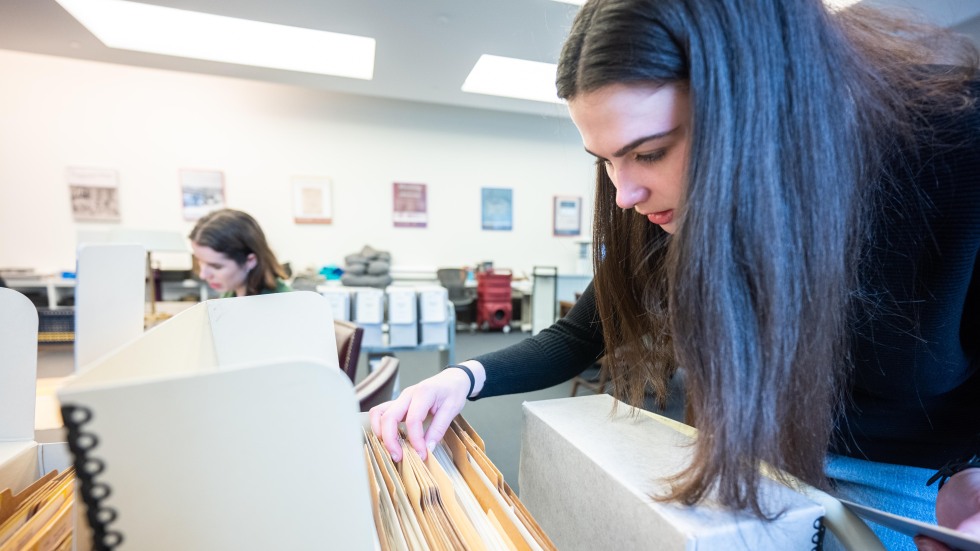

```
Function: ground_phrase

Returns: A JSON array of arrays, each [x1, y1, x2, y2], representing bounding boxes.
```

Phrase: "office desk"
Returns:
[[4, 277, 75, 309]]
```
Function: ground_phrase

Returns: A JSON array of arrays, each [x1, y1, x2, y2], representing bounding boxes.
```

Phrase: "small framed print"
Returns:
[[180, 169, 225, 221], [68, 166, 121, 222], [393, 182, 428, 228], [553, 195, 582, 236], [292, 176, 333, 224]]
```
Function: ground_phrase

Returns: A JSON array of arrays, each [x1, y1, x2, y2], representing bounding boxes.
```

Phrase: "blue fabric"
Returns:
[[823, 453, 937, 551]]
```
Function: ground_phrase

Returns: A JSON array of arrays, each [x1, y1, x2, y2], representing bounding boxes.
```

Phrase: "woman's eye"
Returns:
[[635, 150, 666, 164]]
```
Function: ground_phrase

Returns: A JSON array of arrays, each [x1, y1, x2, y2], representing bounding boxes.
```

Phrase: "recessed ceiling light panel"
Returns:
[[55, 0, 375, 79], [462, 54, 563, 104]]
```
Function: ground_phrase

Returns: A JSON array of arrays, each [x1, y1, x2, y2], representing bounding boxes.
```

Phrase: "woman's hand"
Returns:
[[369, 361, 484, 462], [915, 468, 980, 551]]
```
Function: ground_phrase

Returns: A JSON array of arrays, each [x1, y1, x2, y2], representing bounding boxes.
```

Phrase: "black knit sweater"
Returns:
[[475, 101, 979, 470]]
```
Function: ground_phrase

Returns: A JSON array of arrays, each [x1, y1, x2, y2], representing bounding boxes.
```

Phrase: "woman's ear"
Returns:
[[245, 253, 258, 273]]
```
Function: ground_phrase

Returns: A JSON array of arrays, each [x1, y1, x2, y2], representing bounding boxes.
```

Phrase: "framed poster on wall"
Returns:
[[292, 176, 333, 224], [553, 195, 582, 236], [481, 187, 513, 231], [393, 182, 428, 228], [180, 169, 225, 221], [67, 166, 121, 222]]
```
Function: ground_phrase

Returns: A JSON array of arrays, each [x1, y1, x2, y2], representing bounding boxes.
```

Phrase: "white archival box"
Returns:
[[317, 285, 352, 321], [416, 285, 449, 346], [349, 286, 384, 347], [0, 287, 86, 549], [386, 286, 418, 347], [520, 394, 825, 551], [54, 291, 377, 551]]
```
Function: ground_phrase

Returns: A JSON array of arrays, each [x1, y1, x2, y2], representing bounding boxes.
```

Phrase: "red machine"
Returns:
[[476, 269, 512, 332]]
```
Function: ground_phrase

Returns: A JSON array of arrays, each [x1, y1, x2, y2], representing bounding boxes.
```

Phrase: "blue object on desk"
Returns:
[[319, 265, 344, 280], [61, 271, 76, 279]]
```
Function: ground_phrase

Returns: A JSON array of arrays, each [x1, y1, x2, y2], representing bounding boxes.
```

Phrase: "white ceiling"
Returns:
[[2, 0, 980, 120]]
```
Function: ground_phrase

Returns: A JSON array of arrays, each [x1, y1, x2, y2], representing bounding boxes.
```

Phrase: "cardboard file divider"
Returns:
[[452, 420, 502, 491], [441, 425, 532, 551], [55, 292, 377, 551], [364, 446, 387, 551], [0, 471, 57, 522], [422, 450, 484, 549], [371, 434, 428, 549], [365, 431, 428, 549], [398, 443, 442, 549], [0, 467, 75, 550], [453, 416, 486, 451], [451, 412, 544, 547], [414, 446, 467, 551]]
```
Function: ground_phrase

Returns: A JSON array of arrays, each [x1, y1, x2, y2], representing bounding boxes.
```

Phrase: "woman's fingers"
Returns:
[[368, 401, 391, 439], [378, 393, 414, 461], [404, 389, 436, 460], [424, 398, 463, 455], [367, 369, 472, 462]]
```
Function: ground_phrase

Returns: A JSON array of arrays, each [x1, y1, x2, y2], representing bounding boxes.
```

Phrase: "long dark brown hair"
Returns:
[[189, 209, 286, 296], [557, 0, 977, 516]]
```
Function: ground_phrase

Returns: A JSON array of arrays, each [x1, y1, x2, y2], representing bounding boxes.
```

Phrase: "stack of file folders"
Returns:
[[364, 417, 555, 551], [0, 467, 75, 551]]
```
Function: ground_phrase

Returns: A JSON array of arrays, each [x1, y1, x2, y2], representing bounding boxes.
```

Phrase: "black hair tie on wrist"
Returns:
[[927, 454, 980, 490], [443, 364, 475, 398]]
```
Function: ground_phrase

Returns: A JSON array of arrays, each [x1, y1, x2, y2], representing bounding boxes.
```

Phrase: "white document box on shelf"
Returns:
[[317, 285, 352, 321], [417, 285, 449, 346], [53, 291, 376, 551], [351, 287, 385, 347], [520, 394, 825, 551], [386, 286, 418, 347], [0, 287, 83, 549]]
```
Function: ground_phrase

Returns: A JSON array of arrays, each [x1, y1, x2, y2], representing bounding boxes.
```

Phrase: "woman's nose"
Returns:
[[612, 166, 650, 209]]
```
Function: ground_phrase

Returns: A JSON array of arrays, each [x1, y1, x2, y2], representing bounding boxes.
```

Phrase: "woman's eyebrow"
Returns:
[[584, 126, 679, 159]]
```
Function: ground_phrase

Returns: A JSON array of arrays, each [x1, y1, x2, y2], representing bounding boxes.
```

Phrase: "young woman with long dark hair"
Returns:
[[372, 1, 979, 549], [189, 209, 290, 297]]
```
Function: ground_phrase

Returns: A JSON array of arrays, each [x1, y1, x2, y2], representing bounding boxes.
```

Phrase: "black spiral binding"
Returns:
[[811, 517, 826, 551], [61, 404, 124, 550]]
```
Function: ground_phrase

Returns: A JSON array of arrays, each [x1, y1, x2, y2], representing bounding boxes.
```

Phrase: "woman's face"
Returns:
[[191, 242, 254, 297], [568, 82, 691, 234]]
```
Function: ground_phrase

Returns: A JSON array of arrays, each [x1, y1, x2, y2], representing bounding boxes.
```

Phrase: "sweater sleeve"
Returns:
[[473, 281, 605, 399]]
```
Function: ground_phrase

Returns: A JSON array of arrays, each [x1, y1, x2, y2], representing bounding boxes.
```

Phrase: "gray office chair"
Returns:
[[436, 268, 477, 331]]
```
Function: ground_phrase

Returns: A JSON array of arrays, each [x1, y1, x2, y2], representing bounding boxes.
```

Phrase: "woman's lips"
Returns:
[[646, 209, 674, 225]]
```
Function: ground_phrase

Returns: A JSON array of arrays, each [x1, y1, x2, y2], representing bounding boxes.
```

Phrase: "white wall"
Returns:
[[0, 49, 596, 277]]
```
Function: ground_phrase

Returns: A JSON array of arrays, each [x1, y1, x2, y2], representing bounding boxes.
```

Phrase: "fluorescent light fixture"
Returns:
[[551, 0, 586, 4], [54, 0, 375, 79], [462, 54, 563, 104]]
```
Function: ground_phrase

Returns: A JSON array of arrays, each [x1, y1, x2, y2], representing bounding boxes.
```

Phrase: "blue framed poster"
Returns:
[[481, 187, 513, 231]]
